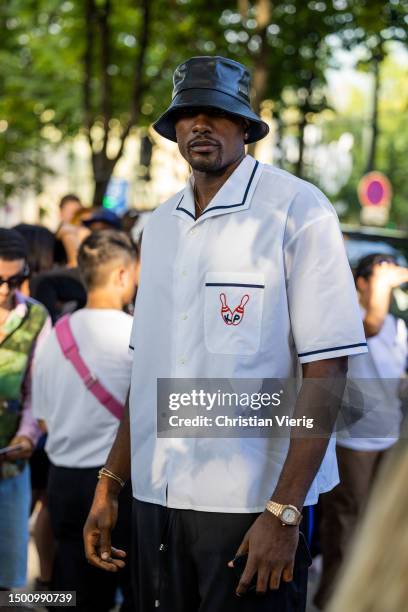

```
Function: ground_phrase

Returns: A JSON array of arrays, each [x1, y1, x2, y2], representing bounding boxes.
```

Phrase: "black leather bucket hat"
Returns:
[[153, 56, 269, 144]]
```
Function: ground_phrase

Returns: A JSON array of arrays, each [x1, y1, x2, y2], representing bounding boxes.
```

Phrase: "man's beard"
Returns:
[[188, 150, 224, 174]]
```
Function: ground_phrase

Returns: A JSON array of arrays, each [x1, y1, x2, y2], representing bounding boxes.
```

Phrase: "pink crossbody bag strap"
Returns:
[[55, 314, 124, 421]]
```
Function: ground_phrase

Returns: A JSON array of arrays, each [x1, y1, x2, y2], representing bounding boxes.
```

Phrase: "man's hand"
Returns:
[[371, 262, 408, 289], [57, 223, 90, 267], [228, 511, 299, 596], [83, 482, 126, 573], [362, 263, 408, 337], [5, 435, 34, 461]]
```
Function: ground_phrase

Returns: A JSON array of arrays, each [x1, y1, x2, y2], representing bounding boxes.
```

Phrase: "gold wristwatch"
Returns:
[[265, 501, 302, 526]]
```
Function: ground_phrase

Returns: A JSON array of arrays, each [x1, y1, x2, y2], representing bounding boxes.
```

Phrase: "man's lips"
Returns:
[[188, 141, 219, 153]]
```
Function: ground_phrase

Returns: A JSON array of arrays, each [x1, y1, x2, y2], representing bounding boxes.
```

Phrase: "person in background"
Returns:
[[35, 217, 89, 322], [13, 223, 58, 591], [0, 228, 50, 592], [33, 230, 139, 612], [33, 267, 87, 323], [315, 254, 408, 609], [59, 194, 82, 225], [82, 208, 122, 232], [54, 194, 86, 266], [327, 424, 408, 612], [13, 224, 56, 289], [121, 210, 140, 236]]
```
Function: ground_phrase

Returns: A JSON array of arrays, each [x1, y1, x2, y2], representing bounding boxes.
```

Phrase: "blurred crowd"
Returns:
[[0, 194, 407, 611]]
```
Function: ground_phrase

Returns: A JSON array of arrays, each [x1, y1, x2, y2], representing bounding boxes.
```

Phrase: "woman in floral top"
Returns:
[[0, 228, 50, 590]]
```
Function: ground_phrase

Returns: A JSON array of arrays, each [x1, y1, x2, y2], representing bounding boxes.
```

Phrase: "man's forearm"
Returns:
[[271, 438, 332, 509], [98, 390, 131, 496], [271, 357, 348, 509], [363, 281, 390, 337]]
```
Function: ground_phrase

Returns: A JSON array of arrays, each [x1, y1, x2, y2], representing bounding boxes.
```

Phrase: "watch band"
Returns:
[[265, 501, 302, 525], [266, 500, 285, 517]]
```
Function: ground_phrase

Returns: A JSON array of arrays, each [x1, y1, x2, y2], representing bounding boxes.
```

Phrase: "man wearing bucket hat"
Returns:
[[153, 56, 269, 143], [84, 57, 367, 611]]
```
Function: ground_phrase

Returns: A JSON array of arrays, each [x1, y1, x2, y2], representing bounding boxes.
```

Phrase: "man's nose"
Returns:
[[192, 114, 212, 133]]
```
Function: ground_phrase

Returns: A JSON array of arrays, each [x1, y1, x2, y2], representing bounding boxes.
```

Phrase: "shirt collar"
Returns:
[[172, 155, 262, 223]]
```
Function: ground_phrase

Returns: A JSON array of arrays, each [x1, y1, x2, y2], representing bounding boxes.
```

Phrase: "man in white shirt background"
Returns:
[[315, 253, 408, 609], [33, 230, 139, 612], [84, 56, 368, 612]]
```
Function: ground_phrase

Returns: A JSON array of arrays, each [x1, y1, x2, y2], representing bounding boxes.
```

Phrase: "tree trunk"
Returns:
[[295, 76, 314, 178], [273, 110, 283, 167], [139, 134, 154, 181], [93, 178, 110, 207], [245, 0, 271, 156], [83, 0, 96, 136], [82, 0, 151, 204], [365, 57, 381, 173], [295, 112, 307, 178], [91, 152, 115, 206]]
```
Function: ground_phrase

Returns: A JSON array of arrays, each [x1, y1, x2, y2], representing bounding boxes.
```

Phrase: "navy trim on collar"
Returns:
[[175, 160, 260, 221], [200, 160, 259, 217], [176, 195, 196, 220]]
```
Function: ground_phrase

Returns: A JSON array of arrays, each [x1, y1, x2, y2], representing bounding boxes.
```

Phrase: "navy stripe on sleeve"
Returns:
[[298, 342, 367, 358]]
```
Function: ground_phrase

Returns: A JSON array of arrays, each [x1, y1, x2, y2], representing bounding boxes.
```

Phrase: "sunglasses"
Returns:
[[0, 265, 30, 289]]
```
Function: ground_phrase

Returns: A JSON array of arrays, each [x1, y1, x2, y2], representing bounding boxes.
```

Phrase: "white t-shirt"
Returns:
[[337, 313, 407, 451], [33, 309, 133, 468], [128, 155, 367, 512]]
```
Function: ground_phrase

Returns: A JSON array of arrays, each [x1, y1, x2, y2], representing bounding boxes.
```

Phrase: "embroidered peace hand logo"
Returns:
[[219, 293, 250, 326]]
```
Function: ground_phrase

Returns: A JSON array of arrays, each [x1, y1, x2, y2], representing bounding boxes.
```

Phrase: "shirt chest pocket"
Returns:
[[204, 272, 265, 355]]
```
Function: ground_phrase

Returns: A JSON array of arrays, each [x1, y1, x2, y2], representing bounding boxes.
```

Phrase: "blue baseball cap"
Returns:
[[82, 208, 122, 230]]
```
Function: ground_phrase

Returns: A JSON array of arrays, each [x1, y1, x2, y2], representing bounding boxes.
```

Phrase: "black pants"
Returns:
[[48, 465, 134, 612], [131, 499, 311, 612]]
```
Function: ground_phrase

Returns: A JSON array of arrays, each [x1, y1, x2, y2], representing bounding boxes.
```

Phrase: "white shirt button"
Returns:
[[179, 357, 186, 365], [190, 228, 197, 236], [181, 270, 187, 277], [181, 313, 188, 320]]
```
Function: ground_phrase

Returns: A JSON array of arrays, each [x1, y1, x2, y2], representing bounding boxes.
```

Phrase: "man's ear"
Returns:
[[356, 276, 367, 293], [243, 120, 250, 143], [118, 266, 128, 287], [111, 265, 125, 288]]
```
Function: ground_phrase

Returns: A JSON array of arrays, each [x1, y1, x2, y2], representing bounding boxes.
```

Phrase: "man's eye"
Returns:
[[176, 109, 196, 119], [208, 109, 226, 117]]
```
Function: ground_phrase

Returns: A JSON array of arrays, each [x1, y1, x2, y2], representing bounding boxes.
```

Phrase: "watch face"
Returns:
[[281, 507, 297, 524]]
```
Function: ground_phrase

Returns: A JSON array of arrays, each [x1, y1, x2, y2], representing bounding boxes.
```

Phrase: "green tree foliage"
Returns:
[[0, 0, 407, 224], [0, 0, 235, 203], [323, 53, 408, 226], [337, 0, 408, 173]]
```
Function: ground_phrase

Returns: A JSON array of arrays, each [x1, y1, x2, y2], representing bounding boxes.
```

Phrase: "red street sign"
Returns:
[[358, 172, 392, 207]]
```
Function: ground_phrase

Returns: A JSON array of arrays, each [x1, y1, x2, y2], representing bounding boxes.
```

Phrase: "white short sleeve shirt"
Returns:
[[33, 309, 133, 468], [337, 313, 407, 451], [129, 155, 367, 512]]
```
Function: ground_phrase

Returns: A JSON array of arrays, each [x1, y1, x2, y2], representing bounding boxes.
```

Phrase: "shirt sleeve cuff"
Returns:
[[16, 405, 42, 447], [298, 342, 368, 364]]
